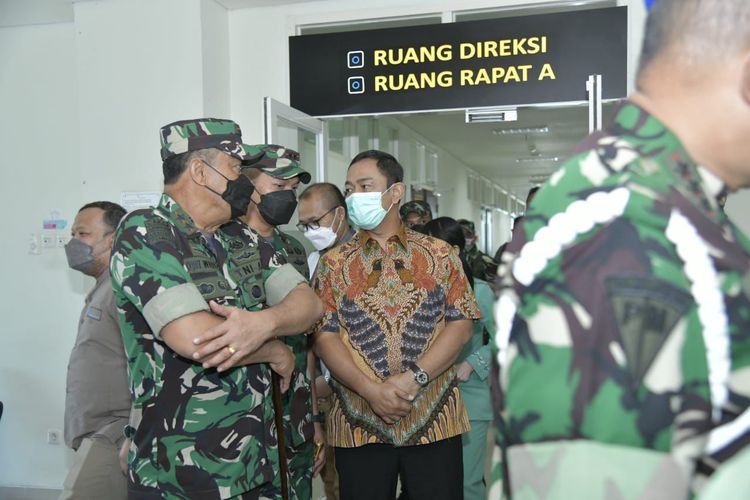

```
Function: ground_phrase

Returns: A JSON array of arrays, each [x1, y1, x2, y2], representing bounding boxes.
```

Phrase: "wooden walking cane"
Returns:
[[272, 371, 290, 500]]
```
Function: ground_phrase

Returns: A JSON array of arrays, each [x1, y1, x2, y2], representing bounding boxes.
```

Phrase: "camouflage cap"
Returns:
[[458, 219, 476, 234], [399, 200, 433, 220], [243, 144, 311, 184], [160, 118, 264, 165]]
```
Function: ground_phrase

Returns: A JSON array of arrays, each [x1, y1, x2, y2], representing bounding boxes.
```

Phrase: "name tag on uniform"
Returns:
[[86, 306, 102, 321]]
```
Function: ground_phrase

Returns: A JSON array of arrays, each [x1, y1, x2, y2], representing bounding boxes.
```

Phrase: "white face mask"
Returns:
[[303, 209, 341, 251]]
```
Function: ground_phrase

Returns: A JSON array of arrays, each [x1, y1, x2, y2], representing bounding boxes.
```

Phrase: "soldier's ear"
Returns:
[[188, 156, 208, 186]]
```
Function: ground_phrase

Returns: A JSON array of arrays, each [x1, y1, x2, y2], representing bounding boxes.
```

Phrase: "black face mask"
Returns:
[[256, 189, 298, 226], [202, 161, 255, 219]]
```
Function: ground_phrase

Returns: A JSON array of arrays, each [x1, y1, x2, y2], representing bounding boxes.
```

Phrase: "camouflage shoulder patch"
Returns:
[[144, 215, 174, 247], [605, 275, 693, 386]]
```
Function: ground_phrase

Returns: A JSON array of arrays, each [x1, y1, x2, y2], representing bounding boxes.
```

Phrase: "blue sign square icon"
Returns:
[[347, 76, 365, 95], [347, 50, 364, 69]]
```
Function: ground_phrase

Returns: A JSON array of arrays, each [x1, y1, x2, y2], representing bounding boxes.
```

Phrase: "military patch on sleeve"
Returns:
[[606, 276, 693, 386], [144, 217, 174, 246]]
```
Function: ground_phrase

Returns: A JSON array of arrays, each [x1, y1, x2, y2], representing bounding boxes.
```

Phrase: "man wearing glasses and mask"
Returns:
[[298, 182, 356, 277], [110, 119, 322, 499]]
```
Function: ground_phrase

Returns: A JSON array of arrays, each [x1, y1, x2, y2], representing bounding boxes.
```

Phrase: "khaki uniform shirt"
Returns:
[[64, 273, 130, 449]]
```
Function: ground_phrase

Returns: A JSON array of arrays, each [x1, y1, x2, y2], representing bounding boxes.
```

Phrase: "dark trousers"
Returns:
[[334, 436, 463, 500]]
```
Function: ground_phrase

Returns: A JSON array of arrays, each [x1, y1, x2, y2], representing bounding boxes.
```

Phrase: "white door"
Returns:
[[263, 97, 327, 245], [264, 97, 326, 184]]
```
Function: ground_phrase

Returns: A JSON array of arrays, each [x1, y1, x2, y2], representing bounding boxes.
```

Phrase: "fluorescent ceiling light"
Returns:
[[465, 107, 518, 123], [493, 126, 550, 135], [516, 156, 559, 163]]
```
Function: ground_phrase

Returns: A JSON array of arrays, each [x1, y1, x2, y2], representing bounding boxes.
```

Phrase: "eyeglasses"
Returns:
[[296, 206, 339, 232]]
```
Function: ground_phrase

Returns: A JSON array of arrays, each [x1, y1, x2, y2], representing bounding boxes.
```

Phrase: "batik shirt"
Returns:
[[110, 194, 294, 499], [314, 225, 480, 447], [494, 102, 750, 498]]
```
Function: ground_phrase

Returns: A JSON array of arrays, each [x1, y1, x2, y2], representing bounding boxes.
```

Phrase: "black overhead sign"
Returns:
[[289, 7, 627, 117]]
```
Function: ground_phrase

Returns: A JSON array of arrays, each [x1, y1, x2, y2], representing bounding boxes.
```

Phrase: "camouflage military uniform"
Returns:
[[242, 144, 314, 500], [494, 102, 750, 498], [465, 245, 498, 283], [110, 194, 289, 499], [399, 200, 432, 221], [243, 226, 313, 500]]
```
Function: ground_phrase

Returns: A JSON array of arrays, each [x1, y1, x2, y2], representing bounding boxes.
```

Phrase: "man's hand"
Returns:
[[385, 371, 420, 400], [312, 422, 326, 477], [118, 438, 130, 475], [362, 380, 413, 425], [455, 361, 474, 382], [315, 374, 333, 399], [191, 301, 274, 371], [267, 340, 295, 393]]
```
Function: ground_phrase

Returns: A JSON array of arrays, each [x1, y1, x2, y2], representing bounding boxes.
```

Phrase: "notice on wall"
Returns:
[[120, 191, 161, 212], [289, 7, 627, 116]]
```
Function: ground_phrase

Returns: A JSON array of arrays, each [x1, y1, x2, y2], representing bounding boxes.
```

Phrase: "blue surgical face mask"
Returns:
[[346, 185, 395, 230]]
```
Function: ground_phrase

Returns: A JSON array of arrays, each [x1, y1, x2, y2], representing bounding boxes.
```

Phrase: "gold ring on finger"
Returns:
[[227, 345, 237, 355]]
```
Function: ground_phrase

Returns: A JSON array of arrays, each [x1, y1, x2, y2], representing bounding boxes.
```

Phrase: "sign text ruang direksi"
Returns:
[[371, 37, 555, 92], [289, 7, 627, 116]]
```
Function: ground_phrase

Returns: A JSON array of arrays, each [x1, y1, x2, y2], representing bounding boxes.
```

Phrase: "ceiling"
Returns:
[[0, 0, 323, 27], [396, 103, 616, 199], [214, 0, 321, 8]]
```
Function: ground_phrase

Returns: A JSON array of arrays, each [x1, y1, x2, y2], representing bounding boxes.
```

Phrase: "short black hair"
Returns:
[[299, 182, 347, 216], [637, 0, 750, 78], [349, 150, 404, 187], [78, 201, 127, 232], [162, 148, 217, 185], [422, 217, 473, 289]]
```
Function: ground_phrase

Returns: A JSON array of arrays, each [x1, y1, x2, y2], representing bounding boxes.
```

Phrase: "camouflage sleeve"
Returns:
[[445, 246, 481, 322], [110, 213, 208, 338], [502, 189, 750, 484], [312, 255, 339, 335], [264, 263, 306, 306]]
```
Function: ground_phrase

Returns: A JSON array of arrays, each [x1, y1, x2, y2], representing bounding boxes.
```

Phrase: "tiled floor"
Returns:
[[0, 487, 60, 500], [3, 428, 496, 500]]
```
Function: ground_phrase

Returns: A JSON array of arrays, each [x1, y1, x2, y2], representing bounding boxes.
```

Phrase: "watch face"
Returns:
[[416, 371, 429, 385]]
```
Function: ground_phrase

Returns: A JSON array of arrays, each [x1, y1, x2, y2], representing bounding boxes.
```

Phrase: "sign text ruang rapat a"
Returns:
[[372, 37, 556, 91]]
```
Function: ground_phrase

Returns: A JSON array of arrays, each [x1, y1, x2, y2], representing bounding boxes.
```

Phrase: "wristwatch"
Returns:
[[412, 364, 429, 387]]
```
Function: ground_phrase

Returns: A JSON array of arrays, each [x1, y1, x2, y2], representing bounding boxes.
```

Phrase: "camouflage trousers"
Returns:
[[272, 440, 313, 500]]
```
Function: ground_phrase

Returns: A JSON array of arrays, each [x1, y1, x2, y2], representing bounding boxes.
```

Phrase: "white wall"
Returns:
[[0, 0, 236, 490], [0, 21, 82, 488]]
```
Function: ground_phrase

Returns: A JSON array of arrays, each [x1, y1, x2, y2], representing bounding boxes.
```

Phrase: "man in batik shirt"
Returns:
[[494, 1, 750, 497], [313, 150, 480, 500]]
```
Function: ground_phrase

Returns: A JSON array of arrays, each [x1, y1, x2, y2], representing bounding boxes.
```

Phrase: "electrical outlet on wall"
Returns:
[[47, 429, 61, 445], [41, 231, 56, 249]]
